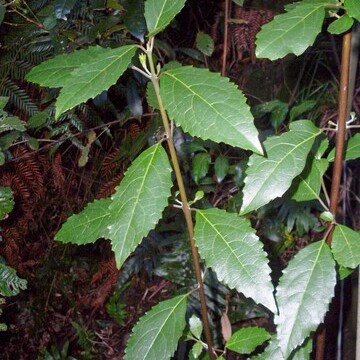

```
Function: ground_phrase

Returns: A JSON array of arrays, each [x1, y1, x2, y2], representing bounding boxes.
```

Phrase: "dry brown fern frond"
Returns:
[[128, 120, 143, 141], [12, 146, 46, 200], [96, 173, 123, 199], [1, 228, 22, 267], [51, 152, 66, 191], [100, 147, 122, 179], [231, 7, 274, 63]]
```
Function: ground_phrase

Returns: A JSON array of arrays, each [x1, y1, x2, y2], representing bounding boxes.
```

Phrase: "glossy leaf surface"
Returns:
[[226, 326, 270, 354], [123, 0, 146, 41], [214, 156, 229, 183], [124, 294, 187, 360], [241, 120, 321, 214], [161, 66, 262, 154], [332, 224, 360, 269], [256, 2, 326, 60], [145, 0, 186, 38], [54, 0, 77, 20], [189, 315, 203, 339], [275, 241, 336, 358], [253, 337, 312, 360], [194, 208, 276, 312], [192, 152, 211, 184]]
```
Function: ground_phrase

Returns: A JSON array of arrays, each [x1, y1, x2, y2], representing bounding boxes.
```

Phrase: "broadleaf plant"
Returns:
[[26, 0, 360, 358]]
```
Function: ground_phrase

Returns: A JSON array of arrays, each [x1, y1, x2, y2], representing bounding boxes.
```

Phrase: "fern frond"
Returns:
[[0, 262, 27, 297], [0, 79, 39, 117]]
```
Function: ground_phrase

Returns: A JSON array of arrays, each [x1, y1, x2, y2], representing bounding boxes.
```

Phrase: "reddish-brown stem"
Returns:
[[221, 0, 230, 76], [316, 30, 352, 360], [146, 42, 216, 360]]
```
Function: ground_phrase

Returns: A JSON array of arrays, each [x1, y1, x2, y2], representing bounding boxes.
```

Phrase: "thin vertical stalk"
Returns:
[[316, 30, 352, 360], [221, 0, 230, 76], [146, 43, 216, 360]]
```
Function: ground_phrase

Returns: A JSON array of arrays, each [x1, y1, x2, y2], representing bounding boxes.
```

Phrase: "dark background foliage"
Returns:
[[0, 0, 359, 358]]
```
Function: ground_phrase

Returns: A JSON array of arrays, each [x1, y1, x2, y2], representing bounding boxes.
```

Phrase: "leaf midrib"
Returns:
[[58, 46, 135, 113], [152, 0, 168, 33], [257, 4, 324, 56], [243, 127, 321, 211], [198, 210, 266, 292], [278, 241, 326, 357], [114, 144, 161, 263], [164, 71, 250, 140], [138, 295, 185, 359]]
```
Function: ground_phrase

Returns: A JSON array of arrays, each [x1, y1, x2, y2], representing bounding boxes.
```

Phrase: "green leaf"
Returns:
[[27, 111, 49, 129], [332, 224, 360, 269], [0, 97, 9, 111], [241, 120, 321, 214], [190, 342, 203, 359], [0, 5, 5, 26], [145, 0, 186, 38], [108, 143, 172, 268], [291, 337, 313, 360], [256, 2, 326, 60], [214, 156, 229, 183], [0, 263, 27, 297], [192, 152, 211, 184], [251, 338, 283, 360], [0, 152, 4, 166], [57, 144, 172, 269], [54, 0, 77, 20], [255, 336, 313, 360], [26, 46, 112, 88], [196, 32, 214, 56], [338, 265, 354, 280], [123, 0, 146, 42], [56, 198, 112, 245], [26, 45, 137, 119], [161, 66, 262, 154], [327, 133, 360, 162], [345, 0, 360, 22], [320, 211, 333, 222], [124, 294, 187, 360], [275, 241, 336, 358], [252, 100, 288, 130], [43, 14, 57, 30], [226, 327, 271, 354], [327, 14, 354, 35], [291, 158, 328, 202], [55, 45, 137, 118], [189, 315, 203, 339], [0, 116, 26, 132], [0, 187, 14, 220], [0, 131, 21, 151], [194, 208, 276, 312], [289, 100, 316, 122]]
